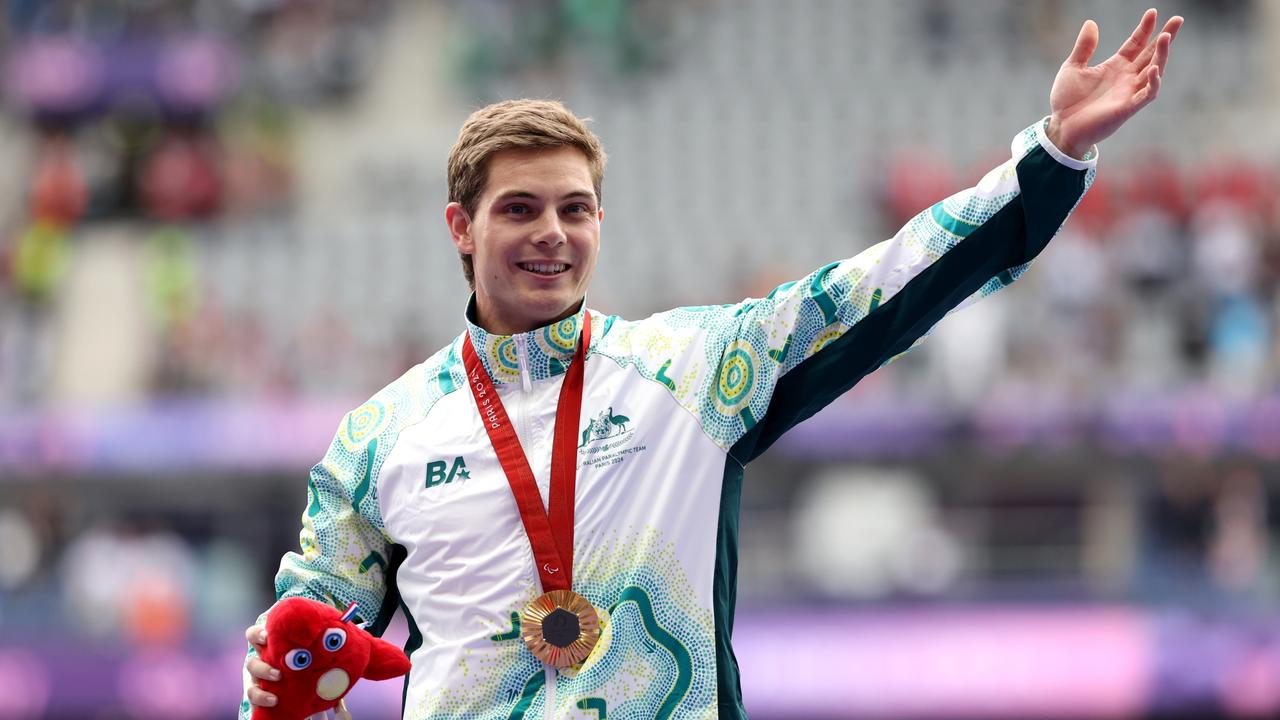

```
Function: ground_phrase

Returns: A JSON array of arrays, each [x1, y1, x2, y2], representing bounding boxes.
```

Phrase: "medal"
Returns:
[[462, 313, 599, 668], [521, 589, 601, 668]]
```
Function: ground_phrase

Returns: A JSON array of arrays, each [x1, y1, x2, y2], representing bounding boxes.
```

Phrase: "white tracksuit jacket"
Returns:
[[240, 119, 1096, 720]]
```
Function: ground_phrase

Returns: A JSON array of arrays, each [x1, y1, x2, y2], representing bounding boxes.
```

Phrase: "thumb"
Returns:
[[1065, 19, 1099, 67]]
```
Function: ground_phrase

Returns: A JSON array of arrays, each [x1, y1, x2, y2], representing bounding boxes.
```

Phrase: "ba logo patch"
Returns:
[[426, 457, 470, 488]]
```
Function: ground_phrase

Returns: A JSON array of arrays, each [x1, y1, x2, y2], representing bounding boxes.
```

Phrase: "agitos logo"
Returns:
[[425, 457, 470, 488]]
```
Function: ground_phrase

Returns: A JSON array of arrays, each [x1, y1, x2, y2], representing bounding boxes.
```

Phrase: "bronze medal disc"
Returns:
[[521, 589, 601, 668]]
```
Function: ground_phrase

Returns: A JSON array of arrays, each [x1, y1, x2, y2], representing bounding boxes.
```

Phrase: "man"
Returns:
[[243, 10, 1181, 719]]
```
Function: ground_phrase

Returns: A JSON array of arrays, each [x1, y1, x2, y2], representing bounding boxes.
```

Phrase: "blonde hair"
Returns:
[[447, 99, 607, 289]]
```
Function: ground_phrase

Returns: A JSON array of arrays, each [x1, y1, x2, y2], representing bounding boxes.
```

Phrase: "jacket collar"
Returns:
[[462, 295, 590, 386]]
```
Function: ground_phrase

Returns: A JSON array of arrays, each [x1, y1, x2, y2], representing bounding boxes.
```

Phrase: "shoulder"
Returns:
[[591, 303, 748, 355], [588, 304, 769, 452], [588, 304, 744, 397], [333, 335, 466, 458]]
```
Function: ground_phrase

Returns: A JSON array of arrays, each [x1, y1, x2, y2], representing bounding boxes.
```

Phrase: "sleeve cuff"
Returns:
[[1033, 115, 1098, 171]]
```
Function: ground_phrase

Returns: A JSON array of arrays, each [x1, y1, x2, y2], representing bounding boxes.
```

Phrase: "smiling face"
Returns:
[[446, 145, 602, 335]]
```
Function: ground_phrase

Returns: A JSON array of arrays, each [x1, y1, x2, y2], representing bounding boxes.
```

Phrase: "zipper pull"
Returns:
[[515, 334, 533, 392]]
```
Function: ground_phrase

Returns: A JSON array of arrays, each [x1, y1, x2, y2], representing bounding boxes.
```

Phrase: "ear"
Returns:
[[363, 636, 412, 681], [597, 207, 604, 223], [446, 202, 474, 254]]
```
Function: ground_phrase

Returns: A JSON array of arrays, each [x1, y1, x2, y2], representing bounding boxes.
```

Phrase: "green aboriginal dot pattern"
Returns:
[[577, 697, 607, 719], [543, 316, 580, 352], [467, 308, 586, 386], [556, 525, 715, 719], [342, 398, 389, 449], [1020, 123, 1041, 155], [400, 528, 713, 719], [807, 325, 846, 357], [407, 637, 541, 719], [712, 343, 756, 415], [273, 342, 468, 652], [495, 337, 520, 375]]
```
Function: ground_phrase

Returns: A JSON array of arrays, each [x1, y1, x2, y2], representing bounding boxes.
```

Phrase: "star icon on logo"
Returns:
[[457, 468, 470, 480]]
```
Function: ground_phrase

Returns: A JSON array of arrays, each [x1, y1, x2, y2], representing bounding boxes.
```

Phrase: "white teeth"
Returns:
[[521, 263, 567, 275]]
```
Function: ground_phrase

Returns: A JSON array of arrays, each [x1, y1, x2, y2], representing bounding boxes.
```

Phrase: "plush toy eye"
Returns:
[[284, 648, 312, 670], [322, 628, 347, 652]]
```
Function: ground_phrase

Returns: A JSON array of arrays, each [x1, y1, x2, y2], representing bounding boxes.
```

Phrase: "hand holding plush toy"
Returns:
[[252, 597, 410, 720]]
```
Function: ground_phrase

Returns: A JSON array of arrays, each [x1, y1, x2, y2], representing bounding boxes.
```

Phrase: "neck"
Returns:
[[472, 296, 584, 336]]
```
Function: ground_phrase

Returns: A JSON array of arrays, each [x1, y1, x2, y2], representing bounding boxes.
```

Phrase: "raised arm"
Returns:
[[622, 12, 1184, 463]]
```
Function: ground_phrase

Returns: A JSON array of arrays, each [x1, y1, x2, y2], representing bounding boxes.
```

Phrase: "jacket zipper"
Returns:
[[515, 333, 558, 719]]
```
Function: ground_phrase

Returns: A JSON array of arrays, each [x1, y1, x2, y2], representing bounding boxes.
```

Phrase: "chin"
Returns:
[[520, 286, 576, 307], [540, 300, 583, 324], [529, 297, 575, 319]]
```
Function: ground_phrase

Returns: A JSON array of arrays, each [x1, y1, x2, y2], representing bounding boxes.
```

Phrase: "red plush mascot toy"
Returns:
[[253, 597, 411, 720]]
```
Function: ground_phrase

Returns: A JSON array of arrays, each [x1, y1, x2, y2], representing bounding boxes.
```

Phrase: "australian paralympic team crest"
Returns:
[[578, 405, 646, 470]]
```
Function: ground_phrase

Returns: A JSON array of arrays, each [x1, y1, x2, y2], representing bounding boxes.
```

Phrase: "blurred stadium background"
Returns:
[[1, 0, 1278, 718]]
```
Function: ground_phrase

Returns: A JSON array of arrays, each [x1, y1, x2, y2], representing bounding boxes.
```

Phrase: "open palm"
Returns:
[[1048, 9, 1183, 159]]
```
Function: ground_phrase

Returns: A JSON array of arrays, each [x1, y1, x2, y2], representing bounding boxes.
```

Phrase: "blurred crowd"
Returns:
[[0, 0, 385, 407], [5, 1, 1273, 413]]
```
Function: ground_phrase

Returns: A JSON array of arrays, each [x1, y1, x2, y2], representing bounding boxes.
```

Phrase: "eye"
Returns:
[[285, 648, 312, 670], [506, 203, 530, 216], [564, 203, 589, 214], [322, 628, 347, 652]]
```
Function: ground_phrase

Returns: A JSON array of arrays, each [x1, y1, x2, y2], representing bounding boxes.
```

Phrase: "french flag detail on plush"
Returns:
[[253, 597, 411, 720]]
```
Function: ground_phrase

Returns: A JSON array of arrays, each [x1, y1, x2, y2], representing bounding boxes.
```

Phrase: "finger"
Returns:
[[1133, 66, 1162, 109], [1065, 19, 1100, 67], [247, 686, 279, 708], [248, 656, 282, 682], [1116, 8, 1158, 61], [1134, 17, 1182, 68], [245, 624, 268, 649], [1151, 32, 1172, 75], [1133, 32, 1172, 83]]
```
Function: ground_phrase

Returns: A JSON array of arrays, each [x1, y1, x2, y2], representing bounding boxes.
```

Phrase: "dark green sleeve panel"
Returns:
[[712, 459, 749, 719], [368, 543, 408, 636], [729, 144, 1089, 465], [1017, 145, 1093, 261]]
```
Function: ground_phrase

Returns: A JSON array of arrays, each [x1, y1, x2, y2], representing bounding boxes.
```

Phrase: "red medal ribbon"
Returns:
[[461, 316, 590, 592]]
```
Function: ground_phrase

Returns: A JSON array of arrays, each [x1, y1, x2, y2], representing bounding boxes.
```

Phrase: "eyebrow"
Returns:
[[493, 190, 596, 204]]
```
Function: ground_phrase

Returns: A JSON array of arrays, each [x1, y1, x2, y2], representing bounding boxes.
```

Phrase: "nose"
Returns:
[[532, 210, 566, 247]]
